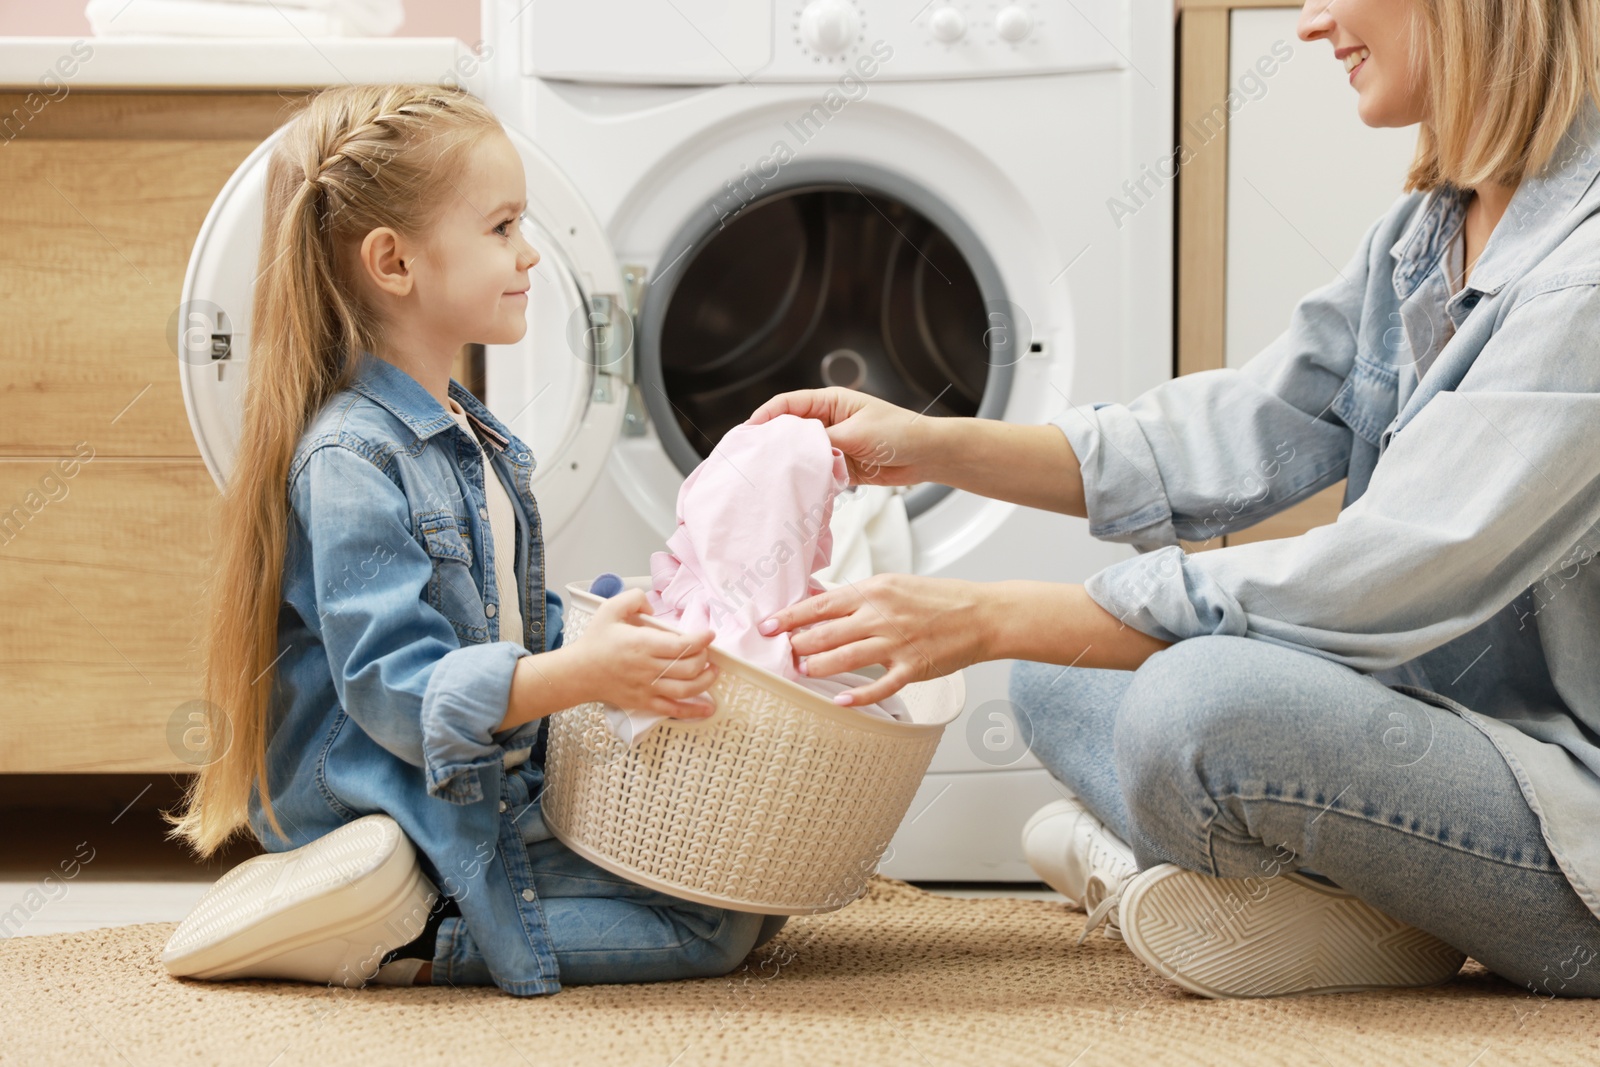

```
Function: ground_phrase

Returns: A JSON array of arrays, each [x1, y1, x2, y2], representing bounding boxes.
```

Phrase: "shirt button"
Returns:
[[498, 800, 507, 813], [521, 889, 535, 902], [479, 506, 489, 519], [518, 452, 530, 462], [485, 603, 497, 617]]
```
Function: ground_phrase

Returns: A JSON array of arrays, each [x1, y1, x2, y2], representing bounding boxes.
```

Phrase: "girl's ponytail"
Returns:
[[165, 84, 501, 857]]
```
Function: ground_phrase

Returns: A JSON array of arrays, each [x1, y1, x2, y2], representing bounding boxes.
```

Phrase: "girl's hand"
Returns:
[[744, 387, 948, 488], [577, 589, 719, 718], [759, 573, 990, 707]]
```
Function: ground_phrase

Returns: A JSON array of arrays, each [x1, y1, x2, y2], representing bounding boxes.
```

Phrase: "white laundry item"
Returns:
[[85, 0, 403, 38], [813, 484, 913, 586], [597, 663, 908, 746], [209, 0, 403, 34]]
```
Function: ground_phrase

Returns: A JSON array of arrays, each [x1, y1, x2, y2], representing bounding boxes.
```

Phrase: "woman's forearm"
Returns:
[[930, 418, 1088, 517], [982, 580, 1172, 671]]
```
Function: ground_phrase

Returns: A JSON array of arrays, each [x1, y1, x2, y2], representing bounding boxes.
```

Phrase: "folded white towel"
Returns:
[[85, 0, 403, 37], [207, 0, 404, 34]]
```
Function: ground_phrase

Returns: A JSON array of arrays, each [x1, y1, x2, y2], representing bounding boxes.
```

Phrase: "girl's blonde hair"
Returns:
[[164, 84, 503, 857], [1406, 0, 1600, 191]]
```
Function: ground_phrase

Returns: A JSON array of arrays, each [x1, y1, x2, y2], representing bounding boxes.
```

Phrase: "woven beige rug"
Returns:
[[4, 876, 1595, 1065]]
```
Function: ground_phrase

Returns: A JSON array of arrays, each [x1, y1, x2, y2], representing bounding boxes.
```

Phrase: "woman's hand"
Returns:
[[745, 386, 950, 488], [758, 573, 992, 707], [577, 588, 719, 718]]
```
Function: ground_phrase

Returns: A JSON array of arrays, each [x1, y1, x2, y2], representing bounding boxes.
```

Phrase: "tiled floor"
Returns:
[[0, 776, 1060, 938]]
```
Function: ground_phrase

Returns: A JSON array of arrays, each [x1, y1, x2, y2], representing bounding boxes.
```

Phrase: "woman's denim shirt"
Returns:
[[247, 348, 571, 995], [1055, 98, 1600, 923]]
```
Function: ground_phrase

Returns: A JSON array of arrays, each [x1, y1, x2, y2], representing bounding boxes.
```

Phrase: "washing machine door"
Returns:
[[177, 125, 629, 540]]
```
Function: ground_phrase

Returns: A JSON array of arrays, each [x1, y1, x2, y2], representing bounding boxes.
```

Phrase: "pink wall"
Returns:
[[0, 0, 480, 42]]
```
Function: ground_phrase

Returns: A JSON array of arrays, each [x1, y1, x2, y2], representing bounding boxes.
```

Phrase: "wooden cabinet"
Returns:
[[1174, 1, 1416, 552], [0, 93, 306, 772]]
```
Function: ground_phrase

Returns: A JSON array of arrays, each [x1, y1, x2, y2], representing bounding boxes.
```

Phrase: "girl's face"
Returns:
[[1298, 0, 1427, 128], [413, 130, 540, 347]]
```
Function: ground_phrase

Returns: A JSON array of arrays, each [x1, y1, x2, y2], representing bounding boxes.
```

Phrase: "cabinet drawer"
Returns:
[[0, 458, 218, 772], [0, 92, 301, 458], [0, 138, 259, 456]]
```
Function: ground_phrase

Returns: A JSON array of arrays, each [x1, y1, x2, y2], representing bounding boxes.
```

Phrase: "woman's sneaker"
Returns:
[[1021, 796, 1138, 941], [1117, 863, 1467, 998], [162, 813, 440, 988]]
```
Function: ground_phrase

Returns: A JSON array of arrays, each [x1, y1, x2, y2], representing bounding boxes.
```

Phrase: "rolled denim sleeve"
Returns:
[[290, 442, 529, 805], [1084, 282, 1600, 672], [1054, 207, 1400, 549]]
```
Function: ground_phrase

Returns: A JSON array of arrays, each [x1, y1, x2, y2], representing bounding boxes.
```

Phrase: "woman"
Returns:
[[748, 0, 1600, 999]]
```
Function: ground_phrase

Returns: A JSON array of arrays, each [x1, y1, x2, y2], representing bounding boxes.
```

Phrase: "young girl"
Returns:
[[160, 83, 784, 995]]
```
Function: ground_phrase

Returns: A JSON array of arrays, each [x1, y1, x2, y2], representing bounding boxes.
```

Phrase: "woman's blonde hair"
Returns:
[[164, 84, 503, 857], [1406, 0, 1600, 191]]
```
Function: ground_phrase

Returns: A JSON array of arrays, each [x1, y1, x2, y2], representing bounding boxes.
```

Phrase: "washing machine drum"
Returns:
[[637, 167, 1020, 515]]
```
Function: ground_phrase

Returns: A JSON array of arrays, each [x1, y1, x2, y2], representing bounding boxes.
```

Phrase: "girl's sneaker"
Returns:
[[1116, 863, 1467, 998], [1021, 796, 1139, 941], [162, 813, 439, 988]]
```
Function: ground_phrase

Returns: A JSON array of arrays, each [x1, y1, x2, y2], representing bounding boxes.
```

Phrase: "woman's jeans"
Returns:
[[431, 838, 789, 987], [1010, 635, 1600, 997]]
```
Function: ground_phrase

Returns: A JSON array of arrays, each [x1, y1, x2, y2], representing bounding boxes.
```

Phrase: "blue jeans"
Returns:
[[430, 837, 788, 987], [1010, 635, 1600, 998]]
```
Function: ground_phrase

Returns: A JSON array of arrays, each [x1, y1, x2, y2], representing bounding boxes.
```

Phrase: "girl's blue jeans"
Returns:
[[430, 838, 788, 987], [1010, 634, 1600, 998]]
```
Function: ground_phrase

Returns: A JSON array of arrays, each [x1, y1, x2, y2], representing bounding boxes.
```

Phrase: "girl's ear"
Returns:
[[359, 226, 414, 298]]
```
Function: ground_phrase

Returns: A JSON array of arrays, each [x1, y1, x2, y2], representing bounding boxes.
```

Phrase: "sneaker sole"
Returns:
[[1119, 865, 1466, 998], [162, 814, 439, 987]]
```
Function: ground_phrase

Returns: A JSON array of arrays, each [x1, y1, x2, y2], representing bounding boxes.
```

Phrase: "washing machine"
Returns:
[[178, 0, 1174, 881]]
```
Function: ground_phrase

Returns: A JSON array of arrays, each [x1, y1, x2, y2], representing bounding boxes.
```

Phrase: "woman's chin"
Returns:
[[1354, 89, 1421, 130]]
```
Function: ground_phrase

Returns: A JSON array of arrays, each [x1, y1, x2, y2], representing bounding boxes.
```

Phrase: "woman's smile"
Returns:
[[1341, 45, 1370, 83]]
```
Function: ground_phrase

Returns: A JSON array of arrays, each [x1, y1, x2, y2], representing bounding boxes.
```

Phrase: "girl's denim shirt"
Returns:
[[1056, 98, 1600, 925], [248, 348, 571, 995]]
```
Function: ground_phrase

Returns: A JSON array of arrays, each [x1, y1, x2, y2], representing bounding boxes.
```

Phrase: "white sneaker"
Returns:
[[1117, 863, 1467, 998], [162, 813, 439, 988], [1021, 796, 1138, 941]]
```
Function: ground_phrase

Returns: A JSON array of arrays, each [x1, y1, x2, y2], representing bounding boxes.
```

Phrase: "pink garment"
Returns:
[[649, 413, 844, 675], [604, 414, 910, 743]]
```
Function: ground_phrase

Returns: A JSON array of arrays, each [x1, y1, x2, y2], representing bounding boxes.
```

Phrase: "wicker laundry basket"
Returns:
[[540, 576, 966, 915]]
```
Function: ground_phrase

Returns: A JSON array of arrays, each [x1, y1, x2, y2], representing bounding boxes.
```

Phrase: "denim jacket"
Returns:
[[1056, 98, 1600, 922], [247, 348, 572, 995]]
